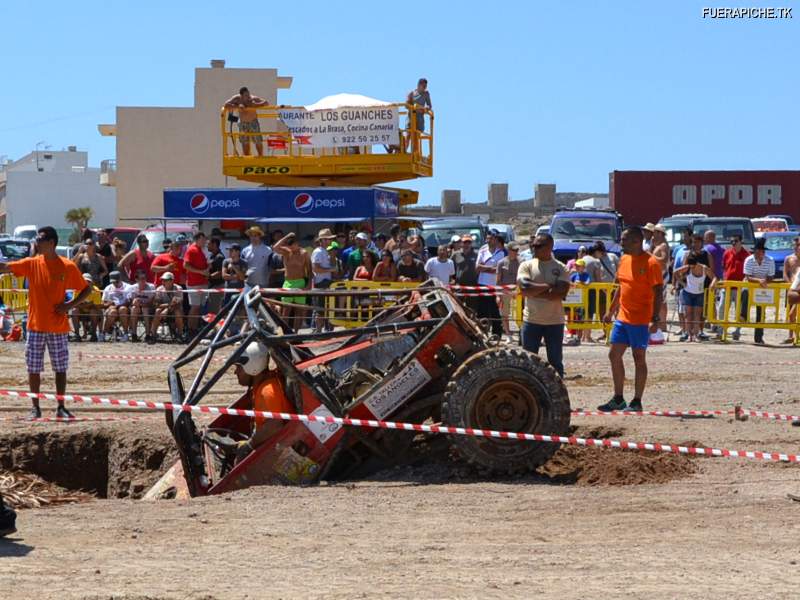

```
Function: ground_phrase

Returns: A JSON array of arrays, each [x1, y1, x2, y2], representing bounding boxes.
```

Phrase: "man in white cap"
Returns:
[[643, 223, 655, 253], [311, 228, 337, 332], [150, 271, 185, 343]]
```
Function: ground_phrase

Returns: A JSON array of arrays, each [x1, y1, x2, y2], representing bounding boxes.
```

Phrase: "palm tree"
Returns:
[[65, 207, 95, 245]]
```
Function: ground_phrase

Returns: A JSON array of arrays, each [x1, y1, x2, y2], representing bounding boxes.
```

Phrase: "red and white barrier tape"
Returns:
[[77, 352, 226, 363], [572, 409, 725, 418], [0, 414, 163, 423], [1, 390, 797, 463]]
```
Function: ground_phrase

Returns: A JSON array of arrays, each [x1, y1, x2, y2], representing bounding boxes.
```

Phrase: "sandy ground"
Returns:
[[1, 328, 800, 599]]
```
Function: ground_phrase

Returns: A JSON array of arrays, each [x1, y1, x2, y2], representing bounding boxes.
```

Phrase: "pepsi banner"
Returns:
[[164, 187, 399, 221], [277, 107, 400, 148]]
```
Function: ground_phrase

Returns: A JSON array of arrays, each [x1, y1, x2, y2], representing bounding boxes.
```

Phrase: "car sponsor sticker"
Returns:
[[303, 404, 342, 443], [363, 359, 432, 420]]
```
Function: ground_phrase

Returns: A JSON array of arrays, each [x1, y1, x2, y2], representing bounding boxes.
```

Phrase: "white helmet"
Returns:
[[234, 341, 268, 376]]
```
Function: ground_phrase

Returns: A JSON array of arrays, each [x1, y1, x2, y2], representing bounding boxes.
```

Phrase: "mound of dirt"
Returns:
[[538, 445, 698, 486]]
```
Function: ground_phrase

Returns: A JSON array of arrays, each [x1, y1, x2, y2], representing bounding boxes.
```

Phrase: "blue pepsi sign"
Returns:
[[163, 187, 399, 221]]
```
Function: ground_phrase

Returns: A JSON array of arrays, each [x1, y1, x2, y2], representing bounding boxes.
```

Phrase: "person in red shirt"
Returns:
[[183, 231, 209, 334], [0, 226, 91, 419], [599, 226, 664, 413], [151, 239, 186, 286], [119, 234, 155, 283], [722, 235, 750, 340]]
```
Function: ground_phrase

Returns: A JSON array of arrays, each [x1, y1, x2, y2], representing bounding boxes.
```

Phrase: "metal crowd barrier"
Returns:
[[0, 274, 28, 314], [323, 280, 620, 333], [705, 280, 800, 345]]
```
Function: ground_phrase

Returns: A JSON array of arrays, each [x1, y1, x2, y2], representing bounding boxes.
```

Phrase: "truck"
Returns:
[[610, 171, 800, 226], [549, 207, 623, 263]]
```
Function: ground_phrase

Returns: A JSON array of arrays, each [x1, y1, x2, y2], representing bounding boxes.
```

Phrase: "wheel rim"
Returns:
[[471, 379, 543, 434]]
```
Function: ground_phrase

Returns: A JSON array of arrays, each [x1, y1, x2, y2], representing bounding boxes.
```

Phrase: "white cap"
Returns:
[[161, 272, 175, 280], [356, 232, 370, 241], [234, 341, 268, 376], [82, 273, 93, 282], [450, 234, 461, 243]]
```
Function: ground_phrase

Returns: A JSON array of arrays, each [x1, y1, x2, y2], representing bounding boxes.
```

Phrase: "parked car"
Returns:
[[752, 217, 788, 237], [657, 213, 708, 249], [103, 227, 140, 251], [487, 223, 514, 243], [762, 232, 799, 277], [138, 223, 197, 254], [417, 216, 486, 257], [12, 225, 37, 240], [550, 207, 623, 263], [0, 237, 32, 260], [692, 217, 756, 249], [765, 214, 799, 232]]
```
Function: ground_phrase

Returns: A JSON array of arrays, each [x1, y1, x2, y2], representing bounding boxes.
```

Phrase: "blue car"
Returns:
[[550, 208, 623, 263], [762, 232, 799, 278]]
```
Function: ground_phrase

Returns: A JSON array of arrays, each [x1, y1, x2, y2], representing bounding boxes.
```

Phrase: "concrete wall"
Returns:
[[113, 62, 292, 224], [534, 183, 556, 208], [3, 170, 116, 231], [488, 183, 509, 206]]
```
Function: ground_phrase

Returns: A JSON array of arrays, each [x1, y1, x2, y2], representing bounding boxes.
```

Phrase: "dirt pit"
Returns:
[[0, 424, 697, 508], [0, 426, 177, 500]]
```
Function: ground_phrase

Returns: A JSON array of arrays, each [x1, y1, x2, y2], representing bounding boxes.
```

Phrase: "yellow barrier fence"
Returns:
[[324, 280, 421, 328], [323, 280, 621, 333], [706, 280, 800, 345], [0, 274, 28, 317]]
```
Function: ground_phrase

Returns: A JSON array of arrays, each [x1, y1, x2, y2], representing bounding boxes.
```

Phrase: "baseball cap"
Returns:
[[82, 273, 94, 282], [229, 243, 242, 251], [175, 233, 189, 244], [450, 234, 461, 243], [578, 245, 588, 252], [508, 242, 520, 251], [326, 241, 340, 251], [487, 228, 500, 237], [161, 272, 175, 280], [575, 259, 586, 267], [461, 234, 474, 242], [356, 232, 370, 242], [109, 271, 121, 281]]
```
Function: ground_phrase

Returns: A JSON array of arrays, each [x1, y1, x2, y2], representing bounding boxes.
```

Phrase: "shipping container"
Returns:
[[609, 170, 800, 225]]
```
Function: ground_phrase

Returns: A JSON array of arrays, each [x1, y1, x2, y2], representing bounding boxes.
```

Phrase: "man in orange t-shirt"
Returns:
[[0, 226, 91, 419], [599, 226, 664, 413]]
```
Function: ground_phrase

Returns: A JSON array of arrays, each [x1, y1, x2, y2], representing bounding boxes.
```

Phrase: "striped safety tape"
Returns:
[[1, 390, 798, 463]]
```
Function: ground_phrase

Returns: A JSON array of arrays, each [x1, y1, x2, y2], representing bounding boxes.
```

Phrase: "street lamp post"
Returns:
[[34, 141, 46, 172]]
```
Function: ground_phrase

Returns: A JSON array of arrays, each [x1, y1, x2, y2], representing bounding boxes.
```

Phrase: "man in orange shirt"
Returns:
[[0, 226, 91, 419], [599, 227, 664, 413], [232, 341, 294, 459]]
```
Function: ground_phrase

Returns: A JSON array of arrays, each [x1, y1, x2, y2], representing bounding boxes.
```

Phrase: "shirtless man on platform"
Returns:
[[273, 233, 312, 332], [224, 86, 268, 157]]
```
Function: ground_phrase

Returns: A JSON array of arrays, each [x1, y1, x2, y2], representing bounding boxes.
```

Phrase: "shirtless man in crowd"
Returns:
[[783, 236, 800, 344], [224, 86, 268, 157], [272, 233, 312, 331]]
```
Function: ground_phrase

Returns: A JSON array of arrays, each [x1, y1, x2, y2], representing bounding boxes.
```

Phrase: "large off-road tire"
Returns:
[[442, 347, 571, 474]]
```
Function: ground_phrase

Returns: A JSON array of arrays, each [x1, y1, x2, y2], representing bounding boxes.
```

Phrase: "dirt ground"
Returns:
[[1, 329, 800, 599]]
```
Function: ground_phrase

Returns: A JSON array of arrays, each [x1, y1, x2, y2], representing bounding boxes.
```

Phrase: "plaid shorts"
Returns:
[[25, 331, 70, 374]]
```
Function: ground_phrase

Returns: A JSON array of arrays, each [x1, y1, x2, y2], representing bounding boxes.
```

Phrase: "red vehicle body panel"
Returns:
[[609, 170, 800, 225]]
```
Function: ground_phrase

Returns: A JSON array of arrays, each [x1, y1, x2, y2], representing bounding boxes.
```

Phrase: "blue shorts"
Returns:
[[680, 290, 704, 308], [610, 320, 649, 350]]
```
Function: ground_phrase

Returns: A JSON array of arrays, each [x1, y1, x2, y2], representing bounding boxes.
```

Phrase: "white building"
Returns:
[[0, 147, 116, 234]]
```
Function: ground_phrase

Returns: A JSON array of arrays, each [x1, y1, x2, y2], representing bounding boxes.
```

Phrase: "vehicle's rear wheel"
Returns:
[[442, 347, 570, 473]]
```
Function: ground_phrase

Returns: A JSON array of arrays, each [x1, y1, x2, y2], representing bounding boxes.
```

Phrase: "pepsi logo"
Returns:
[[190, 193, 210, 215], [294, 193, 314, 214]]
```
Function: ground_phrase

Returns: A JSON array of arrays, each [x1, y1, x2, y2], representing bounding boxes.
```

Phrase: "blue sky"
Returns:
[[1, 1, 797, 205]]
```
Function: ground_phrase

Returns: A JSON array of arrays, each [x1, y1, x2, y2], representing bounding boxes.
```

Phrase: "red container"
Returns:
[[609, 170, 800, 225]]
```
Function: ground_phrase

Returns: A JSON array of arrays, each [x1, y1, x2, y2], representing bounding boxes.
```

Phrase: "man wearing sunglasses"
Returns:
[[0, 226, 91, 419], [517, 233, 571, 377]]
